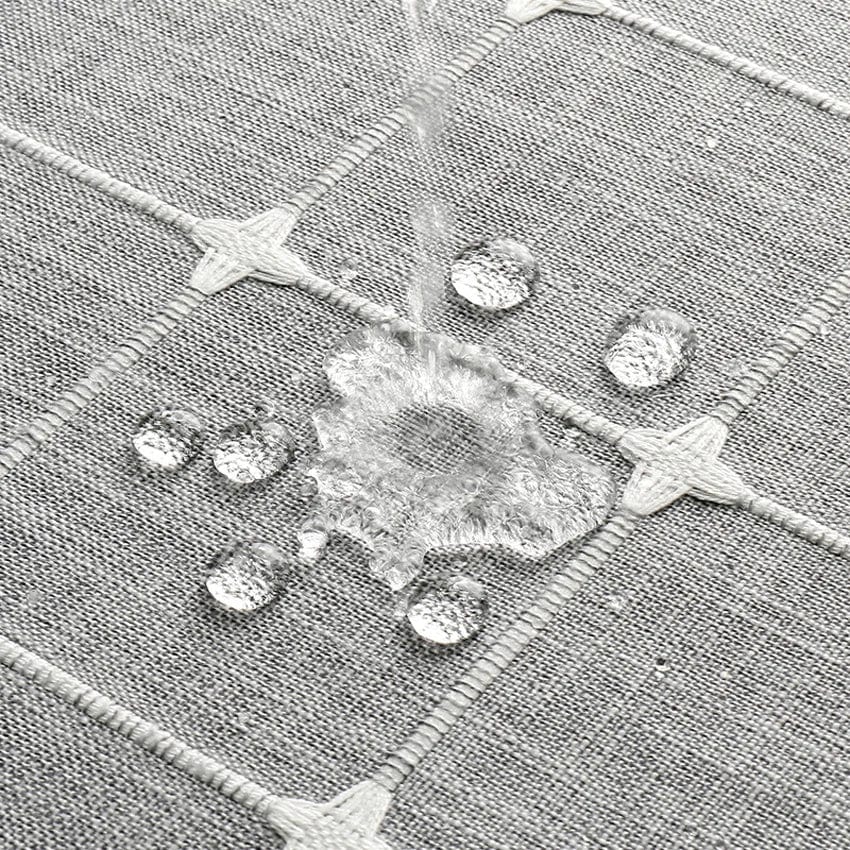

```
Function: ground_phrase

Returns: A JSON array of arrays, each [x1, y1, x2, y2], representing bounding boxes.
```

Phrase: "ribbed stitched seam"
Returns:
[[603, 5, 850, 119], [737, 490, 850, 558], [0, 124, 199, 233], [371, 510, 639, 792], [0, 634, 283, 817], [712, 270, 850, 424], [0, 286, 206, 477]]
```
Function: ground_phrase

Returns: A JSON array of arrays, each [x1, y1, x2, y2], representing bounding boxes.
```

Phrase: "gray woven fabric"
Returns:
[[1, 1, 849, 848], [0, 666, 280, 848]]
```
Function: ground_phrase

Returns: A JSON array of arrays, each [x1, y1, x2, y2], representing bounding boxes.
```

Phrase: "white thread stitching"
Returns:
[[712, 270, 850, 424], [0, 125, 199, 233], [1, 2, 850, 841], [618, 416, 745, 516], [603, 5, 850, 119], [0, 635, 280, 816]]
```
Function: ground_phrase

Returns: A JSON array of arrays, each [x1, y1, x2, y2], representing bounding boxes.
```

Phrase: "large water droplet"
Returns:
[[131, 407, 203, 472], [206, 540, 287, 613], [212, 415, 293, 485], [404, 575, 489, 644], [450, 238, 538, 311], [604, 308, 696, 389]]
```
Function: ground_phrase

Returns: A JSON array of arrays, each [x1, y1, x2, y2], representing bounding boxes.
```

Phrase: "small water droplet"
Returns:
[[564, 832, 590, 850], [337, 257, 359, 282], [297, 522, 329, 565], [206, 540, 288, 613], [300, 476, 319, 500], [604, 308, 697, 390], [212, 415, 293, 485], [404, 575, 489, 645], [25, 589, 43, 606], [450, 238, 538, 312], [655, 656, 669, 675], [392, 585, 416, 621], [722, 356, 748, 379], [605, 593, 627, 613], [44, 373, 59, 389], [704, 135, 719, 150], [131, 407, 204, 472]]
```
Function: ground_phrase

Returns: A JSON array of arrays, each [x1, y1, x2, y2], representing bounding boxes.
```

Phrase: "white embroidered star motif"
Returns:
[[267, 781, 395, 850], [618, 416, 746, 516]]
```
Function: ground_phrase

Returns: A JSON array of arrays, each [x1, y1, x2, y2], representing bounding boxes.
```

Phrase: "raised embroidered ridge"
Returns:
[[1, 4, 850, 843], [0, 124, 198, 233], [602, 5, 850, 120]]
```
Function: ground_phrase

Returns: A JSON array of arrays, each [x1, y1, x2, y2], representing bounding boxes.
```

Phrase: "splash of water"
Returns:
[[299, 327, 616, 590]]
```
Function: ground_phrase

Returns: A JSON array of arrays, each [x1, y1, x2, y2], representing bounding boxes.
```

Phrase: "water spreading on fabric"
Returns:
[[299, 327, 615, 589]]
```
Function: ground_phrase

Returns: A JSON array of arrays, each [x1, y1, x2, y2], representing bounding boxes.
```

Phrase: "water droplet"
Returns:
[[605, 593, 627, 613], [721, 356, 747, 379], [131, 407, 203, 472], [450, 238, 538, 311], [300, 476, 319, 500], [297, 522, 329, 565], [206, 540, 287, 613], [25, 589, 43, 606], [741, 98, 754, 110], [212, 415, 293, 485], [392, 585, 416, 621], [655, 656, 669, 675], [563, 832, 590, 850], [704, 135, 719, 150], [337, 257, 359, 282], [405, 575, 489, 645], [604, 308, 697, 389]]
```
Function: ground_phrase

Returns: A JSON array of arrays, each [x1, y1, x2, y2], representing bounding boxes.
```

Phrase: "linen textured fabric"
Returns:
[[1, 1, 849, 848]]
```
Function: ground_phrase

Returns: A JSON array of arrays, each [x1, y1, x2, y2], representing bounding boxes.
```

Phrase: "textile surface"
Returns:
[[1, 1, 848, 848]]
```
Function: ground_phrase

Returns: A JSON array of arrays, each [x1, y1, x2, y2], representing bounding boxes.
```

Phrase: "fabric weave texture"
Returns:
[[1, 1, 849, 848]]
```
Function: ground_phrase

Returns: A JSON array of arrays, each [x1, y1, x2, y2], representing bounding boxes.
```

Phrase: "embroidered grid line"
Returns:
[[1, 0, 850, 845], [0, 635, 280, 817], [0, 125, 199, 234]]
